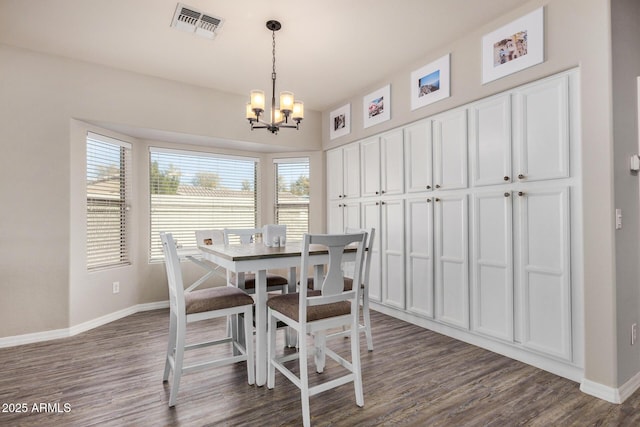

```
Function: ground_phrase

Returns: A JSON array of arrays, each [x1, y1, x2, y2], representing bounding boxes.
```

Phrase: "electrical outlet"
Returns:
[[112, 281, 120, 294], [632, 323, 637, 345]]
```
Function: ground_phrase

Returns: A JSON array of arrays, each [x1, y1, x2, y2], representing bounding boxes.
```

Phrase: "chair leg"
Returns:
[[168, 323, 186, 407], [267, 309, 276, 389], [299, 330, 311, 427], [244, 306, 255, 385], [313, 331, 326, 374], [163, 312, 177, 382], [362, 293, 373, 351], [351, 317, 364, 407]]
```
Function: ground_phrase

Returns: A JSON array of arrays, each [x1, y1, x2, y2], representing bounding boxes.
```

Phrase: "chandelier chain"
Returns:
[[272, 29, 276, 78]]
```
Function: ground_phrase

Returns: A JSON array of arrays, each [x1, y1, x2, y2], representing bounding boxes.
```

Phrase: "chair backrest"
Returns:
[[223, 228, 263, 244], [344, 227, 375, 287], [299, 232, 367, 311], [195, 229, 224, 246], [160, 232, 186, 316]]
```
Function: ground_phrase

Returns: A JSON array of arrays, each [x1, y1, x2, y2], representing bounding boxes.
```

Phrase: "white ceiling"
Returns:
[[0, 0, 527, 113]]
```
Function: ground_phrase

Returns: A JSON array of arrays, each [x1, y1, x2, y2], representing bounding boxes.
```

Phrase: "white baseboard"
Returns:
[[581, 371, 640, 404], [0, 300, 169, 349]]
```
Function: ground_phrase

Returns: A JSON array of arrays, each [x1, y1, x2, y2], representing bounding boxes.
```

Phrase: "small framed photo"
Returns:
[[329, 104, 351, 140], [482, 7, 544, 84], [411, 54, 450, 111], [363, 85, 391, 129]]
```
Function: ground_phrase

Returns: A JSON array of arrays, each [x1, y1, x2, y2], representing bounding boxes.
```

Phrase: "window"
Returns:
[[149, 147, 258, 261], [274, 158, 309, 242], [86, 133, 131, 270]]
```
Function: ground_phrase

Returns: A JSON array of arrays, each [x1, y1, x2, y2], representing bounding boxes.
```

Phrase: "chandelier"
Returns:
[[246, 20, 303, 134]]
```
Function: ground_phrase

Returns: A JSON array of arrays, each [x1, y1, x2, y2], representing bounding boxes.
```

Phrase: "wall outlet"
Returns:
[[112, 281, 120, 294], [632, 323, 637, 345]]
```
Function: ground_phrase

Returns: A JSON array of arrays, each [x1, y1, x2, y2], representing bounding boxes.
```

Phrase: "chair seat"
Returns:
[[306, 276, 361, 291], [185, 286, 254, 315], [267, 291, 351, 322], [235, 272, 288, 289]]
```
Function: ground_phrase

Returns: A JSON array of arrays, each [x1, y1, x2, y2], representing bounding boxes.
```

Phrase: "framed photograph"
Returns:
[[482, 7, 544, 84], [363, 85, 391, 129], [411, 54, 450, 111], [329, 104, 351, 140]]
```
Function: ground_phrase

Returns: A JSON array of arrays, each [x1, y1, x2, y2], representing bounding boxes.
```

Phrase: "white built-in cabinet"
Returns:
[[326, 69, 580, 373]]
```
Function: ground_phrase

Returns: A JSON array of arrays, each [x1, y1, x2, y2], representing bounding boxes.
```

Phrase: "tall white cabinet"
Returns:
[[325, 69, 581, 380]]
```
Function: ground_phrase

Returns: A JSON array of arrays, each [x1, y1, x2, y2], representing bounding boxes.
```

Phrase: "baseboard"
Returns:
[[581, 371, 640, 404], [0, 300, 169, 349]]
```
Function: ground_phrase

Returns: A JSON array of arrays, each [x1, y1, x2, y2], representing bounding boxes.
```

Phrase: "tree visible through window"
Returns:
[[86, 133, 131, 270], [149, 148, 258, 261], [275, 158, 310, 241]]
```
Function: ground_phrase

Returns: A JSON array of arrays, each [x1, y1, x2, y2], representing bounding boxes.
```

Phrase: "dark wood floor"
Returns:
[[1, 309, 639, 426]]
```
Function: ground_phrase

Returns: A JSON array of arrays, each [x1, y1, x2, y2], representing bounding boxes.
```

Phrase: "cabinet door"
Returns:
[[433, 108, 468, 190], [405, 120, 433, 193], [361, 200, 382, 302], [381, 199, 405, 309], [513, 75, 570, 182], [343, 202, 361, 231], [343, 143, 361, 199], [381, 130, 405, 196], [360, 137, 381, 198], [328, 201, 345, 234], [469, 95, 512, 187], [434, 194, 469, 328], [406, 197, 434, 317], [516, 187, 571, 360], [471, 191, 513, 341], [326, 148, 344, 201]]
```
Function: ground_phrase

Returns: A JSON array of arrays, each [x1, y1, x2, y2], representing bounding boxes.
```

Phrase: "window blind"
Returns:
[[149, 147, 258, 261], [86, 132, 131, 270], [274, 158, 309, 242]]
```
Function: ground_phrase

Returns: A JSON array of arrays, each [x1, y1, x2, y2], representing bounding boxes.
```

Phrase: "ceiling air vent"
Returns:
[[171, 3, 224, 40]]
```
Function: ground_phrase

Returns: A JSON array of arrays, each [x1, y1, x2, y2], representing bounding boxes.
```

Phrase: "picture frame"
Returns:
[[410, 54, 451, 111], [329, 104, 351, 140], [482, 7, 544, 84], [363, 84, 391, 128]]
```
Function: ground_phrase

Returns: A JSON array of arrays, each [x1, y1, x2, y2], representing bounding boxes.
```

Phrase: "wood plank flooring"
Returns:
[[1, 309, 639, 426]]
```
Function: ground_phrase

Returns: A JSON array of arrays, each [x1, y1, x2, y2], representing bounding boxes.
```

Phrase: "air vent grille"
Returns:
[[171, 3, 224, 40]]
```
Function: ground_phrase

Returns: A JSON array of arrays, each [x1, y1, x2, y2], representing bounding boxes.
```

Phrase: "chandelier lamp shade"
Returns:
[[246, 20, 303, 134]]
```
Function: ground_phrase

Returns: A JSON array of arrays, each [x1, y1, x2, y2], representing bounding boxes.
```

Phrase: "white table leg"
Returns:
[[286, 266, 298, 347], [255, 269, 268, 386]]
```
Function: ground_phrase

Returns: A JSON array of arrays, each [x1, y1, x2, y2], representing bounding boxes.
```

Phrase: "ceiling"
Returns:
[[0, 0, 527, 113]]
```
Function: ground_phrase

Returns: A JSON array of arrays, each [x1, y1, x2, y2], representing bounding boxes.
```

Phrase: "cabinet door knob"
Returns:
[[426, 185, 431, 189], [504, 176, 510, 181], [381, 190, 386, 194], [435, 198, 440, 202], [518, 191, 525, 196], [338, 195, 342, 198], [435, 184, 441, 189], [376, 202, 379, 206], [375, 191, 379, 195], [504, 192, 510, 197], [427, 198, 432, 203], [381, 201, 386, 205], [518, 174, 525, 180]]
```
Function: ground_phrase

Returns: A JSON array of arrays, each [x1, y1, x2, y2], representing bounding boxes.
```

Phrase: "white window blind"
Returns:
[[149, 147, 258, 261], [86, 132, 131, 270], [274, 157, 309, 242]]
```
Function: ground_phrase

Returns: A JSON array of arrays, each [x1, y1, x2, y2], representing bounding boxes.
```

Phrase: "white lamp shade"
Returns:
[[250, 90, 265, 112], [279, 91, 294, 112], [246, 102, 254, 119], [292, 101, 304, 120], [273, 108, 283, 123]]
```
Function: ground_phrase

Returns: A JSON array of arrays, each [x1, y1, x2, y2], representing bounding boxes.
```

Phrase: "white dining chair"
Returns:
[[160, 232, 255, 407], [267, 232, 367, 427], [307, 227, 375, 351]]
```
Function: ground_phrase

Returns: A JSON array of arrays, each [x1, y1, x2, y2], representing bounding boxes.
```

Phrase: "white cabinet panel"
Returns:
[[433, 109, 468, 191], [434, 194, 468, 328], [361, 201, 382, 302], [516, 187, 571, 360], [361, 137, 381, 198], [469, 95, 512, 187], [381, 199, 405, 309], [471, 191, 513, 341], [343, 143, 361, 199], [327, 148, 344, 201], [406, 197, 434, 317], [327, 143, 360, 200], [328, 201, 360, 234], [405, 120, 433, 193], [514, 75, 570, 182], [381, 130, 405, 196]]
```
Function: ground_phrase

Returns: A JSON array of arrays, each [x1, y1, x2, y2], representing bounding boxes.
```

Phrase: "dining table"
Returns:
[[196, 241, 358, 386]]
